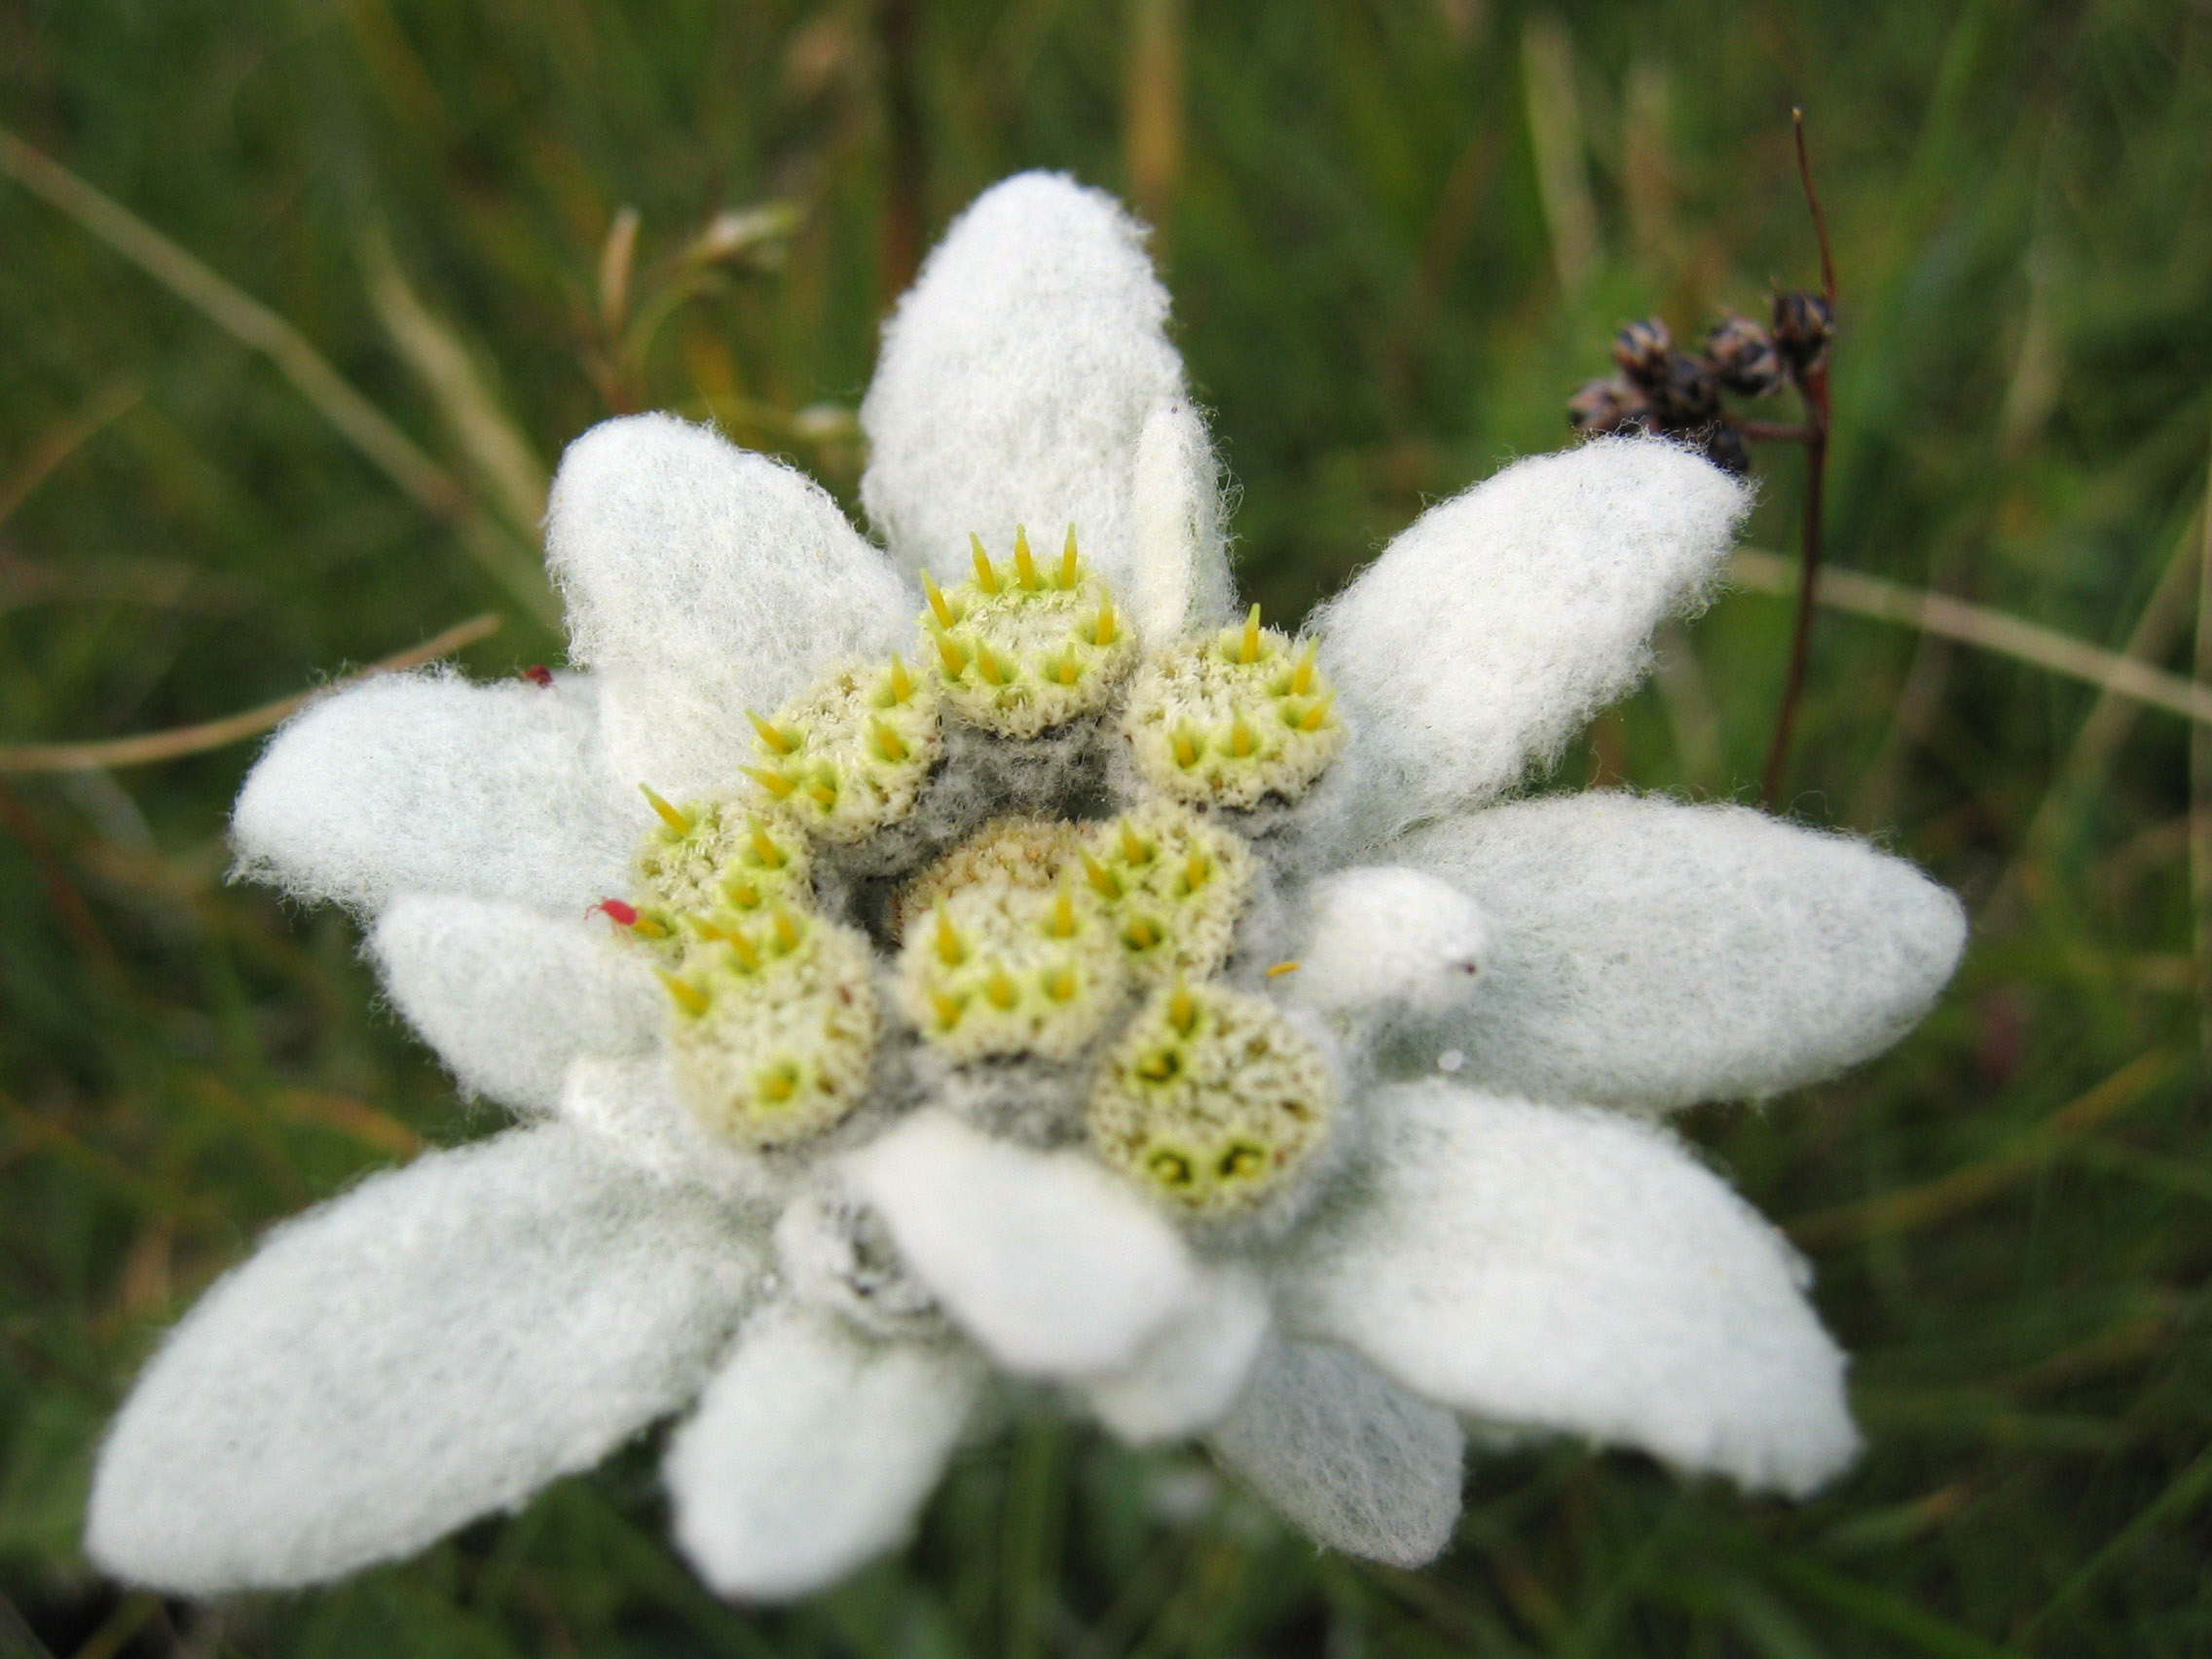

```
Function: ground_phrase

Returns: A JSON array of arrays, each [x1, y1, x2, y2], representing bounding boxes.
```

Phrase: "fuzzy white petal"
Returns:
[[1207, 1338, 1463, 1568], [232, 669, 635, 916], [1285, 866, 1491, 1018], [1129, 400, 1235, 641], [859, 172, 1229, 638], [839, 1109, 1198, 1378], [1083, 1264, 1272, 1445], [558, 1055, 776, 1205], [544, 413, 914, 798], [1280, 1082, 1858, 1496], [369, 896, 660, 1112], [1393, 793, 1967, 1109], [665, 1304, 981, 1601], [85, 1124, 767, 1595], [1312, 437, 1749, 844]]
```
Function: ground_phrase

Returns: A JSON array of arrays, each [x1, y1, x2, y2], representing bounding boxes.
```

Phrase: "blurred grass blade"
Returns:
[[1730, 549, 2212, 724], [1788, 1049, 2179, 1246], [1521, 14, 1598, 297], [360, 230, 551, 535], [0, 379, 140, 532], [1762, 1555, 2021, 1658], [0, 126, 555, 624], [0, 612, 499, 772], [1124, 0, 1187, 241]]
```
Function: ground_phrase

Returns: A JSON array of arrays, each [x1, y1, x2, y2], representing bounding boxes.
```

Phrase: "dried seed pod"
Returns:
[[1648, 353, 1721, 428], [1611, 316, 1674, 387], [1699, 423, 1751, 477], [1567, 376, 1651, 434], [1770, 290, 1834, 373], [1706, 313, 1784, 397]]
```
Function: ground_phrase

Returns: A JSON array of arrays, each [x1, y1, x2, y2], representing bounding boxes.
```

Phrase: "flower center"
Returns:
[[603, 535, 1347, 1217]]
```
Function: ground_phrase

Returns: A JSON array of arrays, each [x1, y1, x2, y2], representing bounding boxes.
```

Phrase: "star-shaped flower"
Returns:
[[85, 172, 1965, 1598]]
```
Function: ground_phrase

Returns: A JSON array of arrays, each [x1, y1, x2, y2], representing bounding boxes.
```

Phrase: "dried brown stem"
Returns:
[[0, 613, 500, 773], [1759, 108, 1837, 807]]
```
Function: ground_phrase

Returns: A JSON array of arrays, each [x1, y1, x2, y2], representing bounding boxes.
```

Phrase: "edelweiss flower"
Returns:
[[85, 173, 1966, 1598]]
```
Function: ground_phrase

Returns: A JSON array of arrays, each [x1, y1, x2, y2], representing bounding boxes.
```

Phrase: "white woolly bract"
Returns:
[[1286, 866, 1489, 1017], [860, 172, 1229, 626], [665, 1304, 981, 1600], [1393, 792, 1968, 1109], [1206, 1338, 1464, 1568], [545, 414, 914, 799], [231, 669, 636, 917], [370, 896, 661, 1112], [839, 1110, 1198, 1378], [1130, 400, 1235, 644], [1279, 1083, 1860, 1497], [85, 1124, 766, 1594], [1082, 1263, 1272, 1445], [1312, 436, 1749, 844]]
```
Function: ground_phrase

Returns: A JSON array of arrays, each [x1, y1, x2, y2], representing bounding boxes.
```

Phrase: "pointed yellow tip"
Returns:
[[803, 775, 838, 810], [756, 1062, 799, 1105], [1081, 850, 1122, 900], [1044, 966, 1078, 1003], [1266, 959, 1302, 977], [1171, 729, 1201, 769], [1013, 525, 1040, 589], [930, 990, 965, 1030], [638, 784, 693, 834], [922, 569, 957, 629], [1053, 652, 1080, 686], [1240, 603, 1263, 665], [748, 711, 798, 756], [1119, 818, 1151, 865], [1229, 716, 1257, 758], [870, 718, 910, 763], [748, 820, 787, 867], [632, 911, 672, 940], [1299, 692, 1336, 733], [970, 534, 1001, 594], [934, 630, 970, 677], [1124, 915, 1162, 951], [1060, 524, 1080, 587], [1184, 850, 1209, 891], [724, 929, 762, 971], [771, 907, 803, 952], [722, 876, 761, 909], [658, 971, 711, 1017], [1049, 885, 1078, 940], [1092, 600, 1118, 647], [740, 765, 796, 800], [1291, 639, 1319, 696], [975, 645, 1011, 687], [984, 970, 1018, 1011], [934, 900, 966, 968], [1167, 983, 1198, 1036], [886, 652, 915, 705]]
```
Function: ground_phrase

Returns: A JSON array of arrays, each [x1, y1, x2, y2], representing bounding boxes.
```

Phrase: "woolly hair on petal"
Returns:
[[664, 1303, 983, 1601], [838, 1110, 1199, 1379], [1207, 1338, 1465, 1568], [1081, 1264, 1272, 1445], [859, 171, 1232, 637], [1284, 866, 1491, 1019], [1391, 792, 1968, 1109], [1278, 1083, 1859, 1497], [231, 669, 637, 917], [85, 1124, 767, 1595], [1311, 436, 1749, 846], [544, 414, 915, 798], [370, 896, 662, 1113]]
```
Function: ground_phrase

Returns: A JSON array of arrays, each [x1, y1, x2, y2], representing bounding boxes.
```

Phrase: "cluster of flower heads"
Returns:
[[1567, 295, 1834, 476], [603, 530, 1346, 1222]]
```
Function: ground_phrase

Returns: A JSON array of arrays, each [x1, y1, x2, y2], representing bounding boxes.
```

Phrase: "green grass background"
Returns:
[[3, 0, 2209, 1652]]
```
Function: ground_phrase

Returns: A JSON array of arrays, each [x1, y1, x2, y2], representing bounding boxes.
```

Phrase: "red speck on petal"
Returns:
[[524, 665, 555, 687], [599, 899, 640, 927]]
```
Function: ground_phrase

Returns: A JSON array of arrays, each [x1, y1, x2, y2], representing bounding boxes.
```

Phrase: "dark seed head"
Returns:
[[1568, 376, 1651, 434], [1770, 290, 1834, 372], [1699, 423, 1751, 476], [1648, 353, 1721, 427], [1705, 313, 1784, 396], [1611, 316, 1674, 387]]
